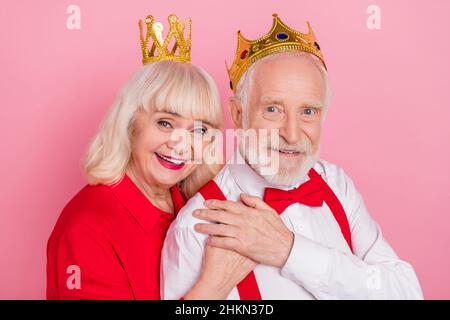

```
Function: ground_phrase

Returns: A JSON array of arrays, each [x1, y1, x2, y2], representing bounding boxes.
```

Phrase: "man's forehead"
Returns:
[[254, 67, 324, 90], [260, 94, 284, 104]]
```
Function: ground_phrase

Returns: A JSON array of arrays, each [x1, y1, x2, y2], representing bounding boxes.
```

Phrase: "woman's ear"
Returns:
[[229, 97, 243, 128]]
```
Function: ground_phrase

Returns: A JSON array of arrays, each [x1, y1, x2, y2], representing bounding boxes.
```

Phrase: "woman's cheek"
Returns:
[[189, 139, 204, 162], [186, 163, 199, 175]]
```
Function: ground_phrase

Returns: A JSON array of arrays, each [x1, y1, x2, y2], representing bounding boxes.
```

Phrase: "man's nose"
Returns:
[[281, 113, 301, 145]]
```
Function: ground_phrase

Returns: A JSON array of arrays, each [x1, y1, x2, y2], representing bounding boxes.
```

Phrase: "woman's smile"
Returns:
[[155, 152, 187, 170]]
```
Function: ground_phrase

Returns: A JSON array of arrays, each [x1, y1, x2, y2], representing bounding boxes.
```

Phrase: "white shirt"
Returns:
[[161, 153, 423, 299]]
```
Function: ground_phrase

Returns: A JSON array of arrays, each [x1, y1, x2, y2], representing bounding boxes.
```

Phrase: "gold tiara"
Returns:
[[138, 14, 191, 64]]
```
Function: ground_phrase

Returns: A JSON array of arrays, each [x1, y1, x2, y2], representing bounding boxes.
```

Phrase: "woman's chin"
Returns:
[[149, 162, 194, 187], [153, 170, 184, 186]]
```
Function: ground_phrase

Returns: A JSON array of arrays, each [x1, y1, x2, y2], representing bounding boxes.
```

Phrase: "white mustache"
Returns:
[[267, 136, 313, 155]]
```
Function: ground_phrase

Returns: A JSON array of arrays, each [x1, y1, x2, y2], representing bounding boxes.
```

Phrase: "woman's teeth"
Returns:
[[155, 153, 186, 164]]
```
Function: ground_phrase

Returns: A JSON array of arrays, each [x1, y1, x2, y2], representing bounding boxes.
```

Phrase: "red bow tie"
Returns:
[[263, 171, 324, 214]]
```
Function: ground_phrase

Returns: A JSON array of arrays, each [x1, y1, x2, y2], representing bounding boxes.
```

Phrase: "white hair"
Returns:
[[83, 60, 223, 198], [234, 51, 332, 126]]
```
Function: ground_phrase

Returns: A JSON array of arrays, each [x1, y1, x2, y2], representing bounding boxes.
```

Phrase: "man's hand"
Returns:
[[193, 193, 294, 268]]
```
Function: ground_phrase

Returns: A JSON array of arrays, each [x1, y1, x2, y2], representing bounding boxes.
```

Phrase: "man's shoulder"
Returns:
[[315, 159, 347, 181], [314, 158, 364, 219], [314, 159, 358, 197], [173, 192, 206, 229]]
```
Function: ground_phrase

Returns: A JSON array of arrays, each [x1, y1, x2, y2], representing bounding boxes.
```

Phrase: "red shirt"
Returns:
[[46, 175, 185, 299]]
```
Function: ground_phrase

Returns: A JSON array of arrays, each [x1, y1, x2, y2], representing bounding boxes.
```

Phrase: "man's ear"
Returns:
[[229, 97, 243, 128]]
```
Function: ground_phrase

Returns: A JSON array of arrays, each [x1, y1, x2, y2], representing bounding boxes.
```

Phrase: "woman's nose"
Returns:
[[166, 132, 190, 157], [166, 136, 181, 149]]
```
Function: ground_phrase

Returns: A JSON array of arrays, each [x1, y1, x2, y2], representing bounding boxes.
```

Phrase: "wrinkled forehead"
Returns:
[[251, 54, 327, 105]]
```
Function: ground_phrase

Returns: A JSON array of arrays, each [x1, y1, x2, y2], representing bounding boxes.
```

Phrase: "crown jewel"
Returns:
[[139, 14, 191, 64], [227, 14, 326, 92]]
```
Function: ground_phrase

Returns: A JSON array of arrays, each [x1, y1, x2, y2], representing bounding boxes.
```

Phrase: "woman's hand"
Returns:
[[183, 243, 256, 299]]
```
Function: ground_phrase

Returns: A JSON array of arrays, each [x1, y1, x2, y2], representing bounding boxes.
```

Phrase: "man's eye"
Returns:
[[158, 120, 172, 129], [303, 108, 316, 115], [266, 106, 278, 113], [193, 127, 207, 135]]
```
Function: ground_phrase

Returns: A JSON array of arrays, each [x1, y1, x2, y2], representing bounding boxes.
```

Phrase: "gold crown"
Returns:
[[227, 14, 326, 92], [138, 14, 191, 64]]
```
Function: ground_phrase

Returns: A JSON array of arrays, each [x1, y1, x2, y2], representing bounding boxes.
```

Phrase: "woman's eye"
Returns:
[[193, 127, 207, 135], [158, 120, 173, 129]]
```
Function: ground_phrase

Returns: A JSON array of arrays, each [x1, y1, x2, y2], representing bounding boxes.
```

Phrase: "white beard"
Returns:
[[262, 149, 319, 186], [238, 128, 319, 187]]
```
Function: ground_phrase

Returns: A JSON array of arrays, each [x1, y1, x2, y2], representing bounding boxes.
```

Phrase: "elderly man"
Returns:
[[161, 14, 423, 299]]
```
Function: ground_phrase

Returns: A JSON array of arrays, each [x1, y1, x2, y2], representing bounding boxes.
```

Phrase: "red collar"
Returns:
[[110, 174, 185, 234]]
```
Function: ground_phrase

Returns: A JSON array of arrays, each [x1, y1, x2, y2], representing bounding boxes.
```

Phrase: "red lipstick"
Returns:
[[155, 153, 186, 170]]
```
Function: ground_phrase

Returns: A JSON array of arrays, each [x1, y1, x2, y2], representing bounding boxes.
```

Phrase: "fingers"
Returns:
[[195, 223, 240, 238], [204, 199, 246, 213], [239, 193, 273, 210], [206, 236, 241, 252], [240, 194, 279, 223], [204, 196, 274, 216], [193, 209, 240, 225]]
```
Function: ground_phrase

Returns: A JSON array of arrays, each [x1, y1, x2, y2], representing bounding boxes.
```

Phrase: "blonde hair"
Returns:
[[83, 60, 223, 198]]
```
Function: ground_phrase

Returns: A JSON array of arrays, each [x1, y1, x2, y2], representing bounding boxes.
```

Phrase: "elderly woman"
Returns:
[[47, 14, 254, 299]]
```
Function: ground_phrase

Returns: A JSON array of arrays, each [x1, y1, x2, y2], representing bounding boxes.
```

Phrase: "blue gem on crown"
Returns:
[[276, 32, 289, 40]]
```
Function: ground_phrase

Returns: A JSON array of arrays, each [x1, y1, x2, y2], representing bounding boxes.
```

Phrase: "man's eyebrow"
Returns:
[[259, 97, 323, 108], [301, 100, 324, 108]]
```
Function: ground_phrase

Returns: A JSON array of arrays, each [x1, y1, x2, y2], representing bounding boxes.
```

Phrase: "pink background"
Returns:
[[1, 0, 449, 299]]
